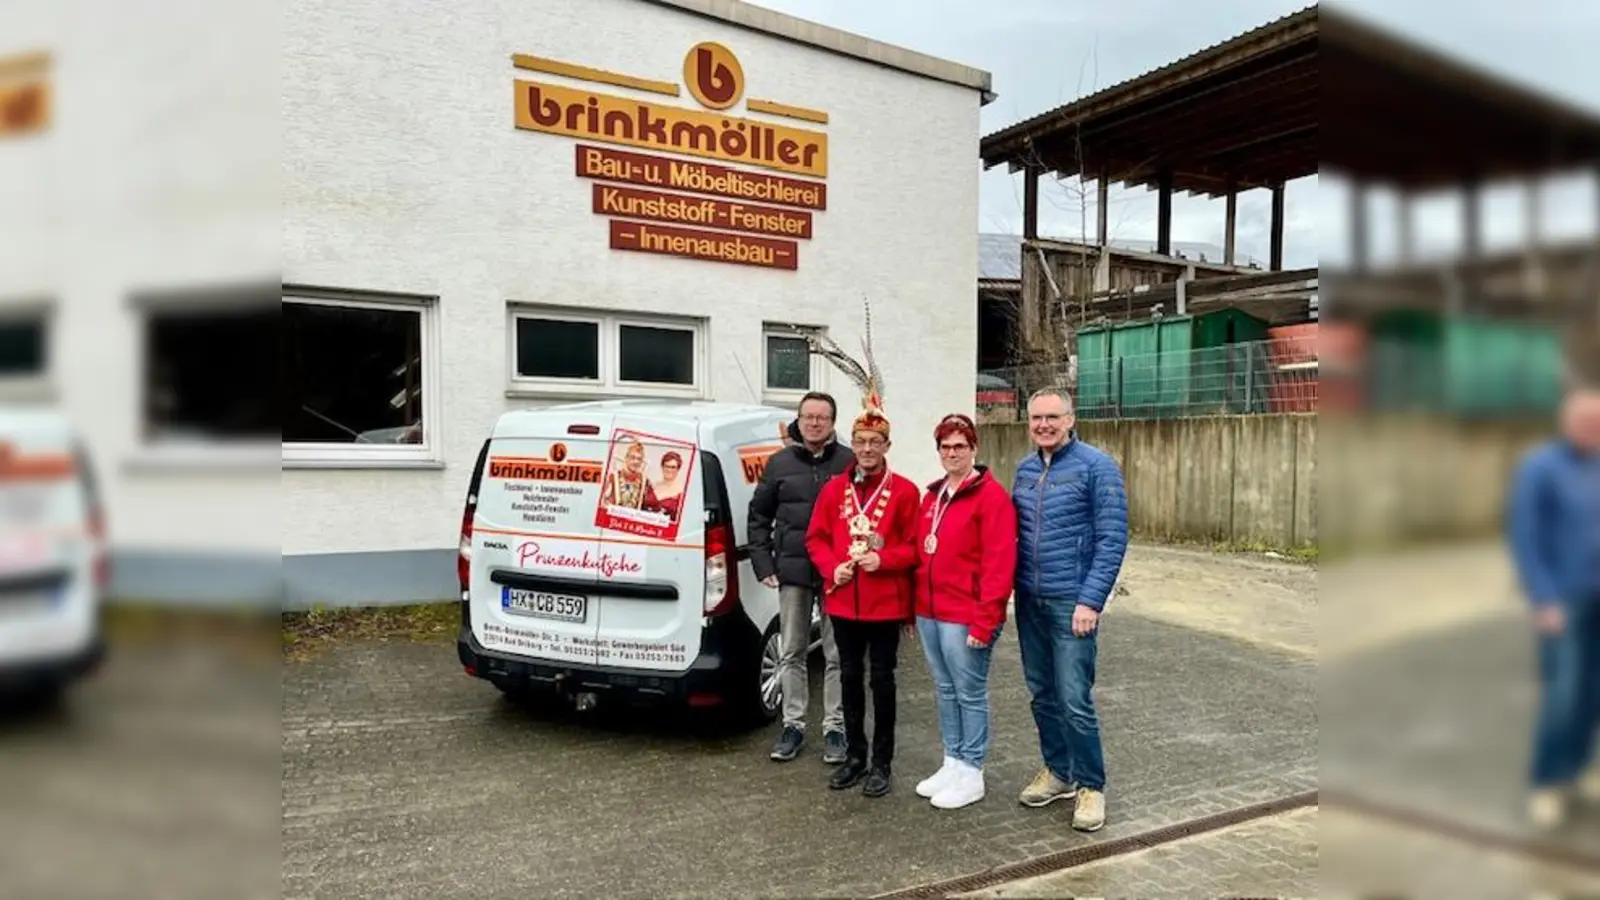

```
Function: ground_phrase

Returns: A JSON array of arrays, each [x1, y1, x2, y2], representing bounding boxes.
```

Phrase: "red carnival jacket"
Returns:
[[912, 465, 1018, 645], [805, 464, 921, 622]]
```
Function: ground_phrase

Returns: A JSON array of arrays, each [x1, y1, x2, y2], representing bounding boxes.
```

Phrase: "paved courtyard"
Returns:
[[283, 545, 1318, 899], [0, 633, 281, 900]]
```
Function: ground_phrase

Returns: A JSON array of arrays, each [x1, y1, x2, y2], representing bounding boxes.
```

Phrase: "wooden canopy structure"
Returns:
[[980, 6, 1318, 270]]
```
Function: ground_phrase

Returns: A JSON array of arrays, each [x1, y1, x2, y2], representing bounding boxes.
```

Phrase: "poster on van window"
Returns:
[[592, 428, 697, 542]]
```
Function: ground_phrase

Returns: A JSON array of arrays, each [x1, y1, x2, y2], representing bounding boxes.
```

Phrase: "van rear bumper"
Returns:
[[0, 633, 104, 693], [457, 611, 760, 703]]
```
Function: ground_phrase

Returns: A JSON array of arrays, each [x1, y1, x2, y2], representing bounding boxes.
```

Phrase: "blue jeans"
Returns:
[[1531, 605, 1600, 787], [916, 616, 998, 768], [1016, 594, 1106, 791]]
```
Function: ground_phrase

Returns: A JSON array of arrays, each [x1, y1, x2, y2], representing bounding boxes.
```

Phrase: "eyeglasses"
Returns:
[[798, 414, 831, 423], [938, 443, 972, 454], [852, 437, 887, 449]]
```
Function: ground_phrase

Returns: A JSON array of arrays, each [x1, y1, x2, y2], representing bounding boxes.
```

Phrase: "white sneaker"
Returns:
[[931, 762, 986, 809], [1579, 768, 1600, 803], [916, 756, 959, 799]]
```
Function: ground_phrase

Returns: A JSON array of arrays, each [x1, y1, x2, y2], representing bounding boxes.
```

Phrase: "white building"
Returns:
[[0, 2, 280, 606], [281, 0, 992, 607]]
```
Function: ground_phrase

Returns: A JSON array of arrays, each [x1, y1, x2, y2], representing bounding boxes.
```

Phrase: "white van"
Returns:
[[456, 399, 813, 724], [0, 408, 109, 703]]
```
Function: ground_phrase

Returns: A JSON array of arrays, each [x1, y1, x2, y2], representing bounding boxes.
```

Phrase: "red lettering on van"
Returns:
[[517, 540, 642, 579]]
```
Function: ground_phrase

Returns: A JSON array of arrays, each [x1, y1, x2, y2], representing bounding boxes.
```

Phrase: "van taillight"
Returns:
[[703, 521, 739, 617], [457, 496, 475, 598]]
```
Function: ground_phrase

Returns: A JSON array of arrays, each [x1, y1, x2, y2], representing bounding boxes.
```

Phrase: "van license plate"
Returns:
[[501, 587, 587, 623]]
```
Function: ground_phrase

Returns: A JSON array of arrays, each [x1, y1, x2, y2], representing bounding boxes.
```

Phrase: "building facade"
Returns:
[[281, 0, 993, 606]]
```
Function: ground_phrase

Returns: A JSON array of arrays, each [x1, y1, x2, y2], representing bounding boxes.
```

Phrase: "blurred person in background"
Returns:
[[911, 413, 1017, 810], [1507, 375, 1600, 830]]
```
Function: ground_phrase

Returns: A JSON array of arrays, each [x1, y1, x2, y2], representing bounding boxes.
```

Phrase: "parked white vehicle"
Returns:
[[456, 400, 818, 724], [0, 408, 108, 703]]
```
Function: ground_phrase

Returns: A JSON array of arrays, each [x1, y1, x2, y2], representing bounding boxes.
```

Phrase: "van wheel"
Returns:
[[729, 622, 783, 729]]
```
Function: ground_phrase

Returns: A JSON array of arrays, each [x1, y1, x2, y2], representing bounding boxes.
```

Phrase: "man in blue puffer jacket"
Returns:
[[1506, 377, 1600, 830], [1010, 387, 1129, 833]]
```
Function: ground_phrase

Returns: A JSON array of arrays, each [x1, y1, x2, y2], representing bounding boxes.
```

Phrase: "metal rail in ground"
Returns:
[[871, 790, 1319, 900]]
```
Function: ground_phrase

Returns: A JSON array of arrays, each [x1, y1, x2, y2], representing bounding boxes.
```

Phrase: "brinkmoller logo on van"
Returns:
[[488, 455, 603, 483], [738, 443, 782, 484]]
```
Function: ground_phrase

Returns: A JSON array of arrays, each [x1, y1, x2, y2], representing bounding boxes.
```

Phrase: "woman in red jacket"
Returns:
[[912, 413, 1018, 810], [805, 402, 921, 799]]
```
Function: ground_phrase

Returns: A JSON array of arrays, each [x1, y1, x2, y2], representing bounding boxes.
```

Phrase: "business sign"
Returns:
[[0, 51, 50, 138], [513, 41, 828, 270]]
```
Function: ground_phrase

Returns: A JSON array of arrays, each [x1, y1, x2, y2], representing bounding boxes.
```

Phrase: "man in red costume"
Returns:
[[805, 395, 921, 798]]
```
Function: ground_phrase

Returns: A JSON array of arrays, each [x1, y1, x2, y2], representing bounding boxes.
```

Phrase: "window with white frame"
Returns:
[[282, 285, 440, 466], [509, 305, 705, 396], [134, 284, 278, 449], [762, 324, 824, 398]]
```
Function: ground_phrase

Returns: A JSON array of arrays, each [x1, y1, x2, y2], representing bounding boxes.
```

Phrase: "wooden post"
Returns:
[[1023, 163, 1041, 240], [1349, 180, 1368, 273], [1096, 172, 1109, 246], [1462, 175, 1482, 262], [1224, 187, 1238, 265], [1269, 182, 1286, 271], [1157, 171, 1173, 256], [1397, 189, 1414, 265]]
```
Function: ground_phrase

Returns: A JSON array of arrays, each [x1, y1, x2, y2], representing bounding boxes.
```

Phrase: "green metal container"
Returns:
[[1367, 310, 1563, 417]]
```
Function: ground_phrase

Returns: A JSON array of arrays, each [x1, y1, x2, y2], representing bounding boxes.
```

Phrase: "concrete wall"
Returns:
[[980, 414, 1553, 551], [979, 415, 1317, 549]]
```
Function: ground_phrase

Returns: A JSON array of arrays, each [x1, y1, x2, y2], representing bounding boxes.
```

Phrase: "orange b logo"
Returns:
[[684, 42, 743, 111], [550, 442, 568, 463]]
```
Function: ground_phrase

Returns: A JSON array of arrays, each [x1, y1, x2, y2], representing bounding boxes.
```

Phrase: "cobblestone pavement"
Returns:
[[1322, 804, 1600, 898], [1323, 606, 1600, 860], [0, 638, 281, 900], [282, 581, 1317, 899], [957, 806, 1318, 899]]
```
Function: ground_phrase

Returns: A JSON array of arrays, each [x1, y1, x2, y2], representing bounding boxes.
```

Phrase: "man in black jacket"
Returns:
[[749, 391, 855, 763]]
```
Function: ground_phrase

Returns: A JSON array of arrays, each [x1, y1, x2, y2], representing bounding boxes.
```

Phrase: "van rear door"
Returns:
[[0, 413, 98, 665], [590, 414, 704, 673], [469, 412, 616, 666]]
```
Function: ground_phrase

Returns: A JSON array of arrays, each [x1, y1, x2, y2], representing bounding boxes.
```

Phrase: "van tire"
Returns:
[[728, 621, 783, 730]]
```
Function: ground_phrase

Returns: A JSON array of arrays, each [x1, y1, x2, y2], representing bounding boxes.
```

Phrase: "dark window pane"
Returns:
[[0, 319, 45, 376], [147, 300, 279, 441], [516, 318, 599, 380], [281, 302, 421, 444], [619, 325, 694, 385], [765, 334, 809, 391]]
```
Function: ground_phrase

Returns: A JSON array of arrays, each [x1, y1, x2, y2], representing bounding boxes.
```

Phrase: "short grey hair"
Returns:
[[1027, 387, 1074, 409]]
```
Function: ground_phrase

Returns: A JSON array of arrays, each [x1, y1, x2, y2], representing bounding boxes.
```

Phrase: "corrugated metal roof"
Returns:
[[977, 232, 1257, 280], [981, 5, 1316, 149]]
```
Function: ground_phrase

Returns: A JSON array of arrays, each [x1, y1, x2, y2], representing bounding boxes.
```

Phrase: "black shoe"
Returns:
[[829, 758, 869, 790], [862, 766, 892, 798], [822, 730, 847, 765], [769, 726, 804, 762]]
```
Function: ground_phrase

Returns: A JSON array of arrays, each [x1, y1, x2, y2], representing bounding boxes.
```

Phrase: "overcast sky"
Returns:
[[751, 0, 1600, 271]]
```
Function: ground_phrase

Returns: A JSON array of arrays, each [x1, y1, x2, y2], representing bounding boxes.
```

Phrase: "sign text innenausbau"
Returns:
[[513, 40, 828, 270]]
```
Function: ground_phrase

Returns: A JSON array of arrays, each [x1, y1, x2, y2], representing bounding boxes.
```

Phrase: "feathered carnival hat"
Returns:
[[798, 300, 890, 440]]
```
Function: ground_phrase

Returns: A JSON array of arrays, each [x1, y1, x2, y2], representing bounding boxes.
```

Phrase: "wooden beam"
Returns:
[[1270, 182, 1286, 271], [1023, 163, 1041, 240], [1157, 171, 1174, 256]]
